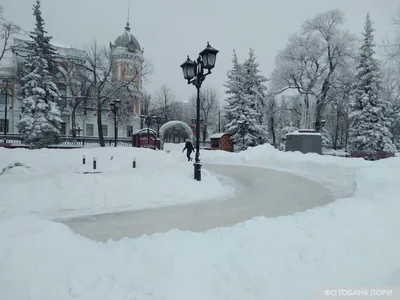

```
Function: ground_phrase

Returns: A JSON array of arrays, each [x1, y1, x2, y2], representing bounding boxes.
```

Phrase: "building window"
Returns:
[[57, 85, 67, 110], [125, 63, 135, 77], [86, 124, 94, 136], [102, 125, 108, 136], [0, 119, 9, 133], [0, 89, 9, 105], [127, 125, 133, 137], [133, 96, 138, 114], [55, 71, 66, 84], [60, 122, 66, 135]]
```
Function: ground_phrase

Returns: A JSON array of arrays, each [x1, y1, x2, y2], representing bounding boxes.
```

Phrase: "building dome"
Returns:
[[112, 22, 141, 52]]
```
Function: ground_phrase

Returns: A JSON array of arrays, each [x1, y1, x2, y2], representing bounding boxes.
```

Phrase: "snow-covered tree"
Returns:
[[224, 50, 268, 148], [18, 0, 62, 148], [270, 9, 355, 130], [242, 49, 268, 125], [347, 14, 396, 153], [154, 84, 181, 121], [159, 120, 193, 146]]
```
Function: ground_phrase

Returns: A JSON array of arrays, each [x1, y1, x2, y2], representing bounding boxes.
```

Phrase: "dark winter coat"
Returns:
[[182, 141, 195, 154]]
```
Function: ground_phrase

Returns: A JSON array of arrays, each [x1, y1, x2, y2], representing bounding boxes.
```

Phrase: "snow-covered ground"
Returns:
[[1, 143, 400, 299], [0, 146, 235, 220]]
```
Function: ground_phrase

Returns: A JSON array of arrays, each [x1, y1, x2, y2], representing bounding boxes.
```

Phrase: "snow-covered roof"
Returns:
[[13, 38, 86, 61], [210, 133, 229, 139], [52, 41, 74, 49], [111, 22, 141, 52], [286, 129, 321, 136], [0, 67, 14, 79]]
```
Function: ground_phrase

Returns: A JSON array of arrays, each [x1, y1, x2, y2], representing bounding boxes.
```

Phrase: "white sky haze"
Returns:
[[2, 0, 399, 102]]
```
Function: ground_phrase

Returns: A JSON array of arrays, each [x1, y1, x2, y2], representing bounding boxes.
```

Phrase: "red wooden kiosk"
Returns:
[[210, 133, 233, 152], [132, 128, 160, 149]]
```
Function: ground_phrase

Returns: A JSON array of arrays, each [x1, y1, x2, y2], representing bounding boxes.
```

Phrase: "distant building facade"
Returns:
[[0, 22, 144, 138]]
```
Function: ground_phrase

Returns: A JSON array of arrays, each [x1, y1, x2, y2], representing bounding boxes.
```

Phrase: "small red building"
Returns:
[[210, 133, 233, 152], [132, 128, 160, 149]]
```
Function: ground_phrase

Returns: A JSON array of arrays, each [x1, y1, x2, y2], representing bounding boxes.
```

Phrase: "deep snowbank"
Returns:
[[199, 144, 370, 198], [1, 145, 400, 299], [0, 147, 235, 220]]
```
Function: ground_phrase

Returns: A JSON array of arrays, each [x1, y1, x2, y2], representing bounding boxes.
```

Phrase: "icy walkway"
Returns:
[[63, 164, 334, 242]]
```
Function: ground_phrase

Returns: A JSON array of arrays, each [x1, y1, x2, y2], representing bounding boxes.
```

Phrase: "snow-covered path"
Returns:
[[63, 164, 334, 242]]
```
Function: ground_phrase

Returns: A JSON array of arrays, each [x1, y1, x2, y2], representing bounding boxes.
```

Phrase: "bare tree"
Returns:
[[324, 74, 353, 149], [0, 6, 21, 64], [303, 10, 355, 130], [270, 9, 355, 130], [112, 85, 141, 125], [189, 87, 219, 140], [264, 93, 291, 146], [154, 84, 177, 121], [140, 90, 153, 116], [75, 41, 151, 146], [65, 63, 92, 138], [385, 8, 400, 65]]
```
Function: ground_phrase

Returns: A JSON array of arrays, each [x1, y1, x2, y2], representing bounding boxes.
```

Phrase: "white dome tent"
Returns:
[[159, 121, 193, 149]]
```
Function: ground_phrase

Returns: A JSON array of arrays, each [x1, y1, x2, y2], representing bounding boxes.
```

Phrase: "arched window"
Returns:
[[55, 71, 66, 84]]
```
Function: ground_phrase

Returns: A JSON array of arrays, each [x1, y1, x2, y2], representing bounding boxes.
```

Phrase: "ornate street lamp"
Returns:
[[153, 116, 165, 138], [180, 42, 219, 181], [238, 120, 250, 150], [109, 98, 121, 147]]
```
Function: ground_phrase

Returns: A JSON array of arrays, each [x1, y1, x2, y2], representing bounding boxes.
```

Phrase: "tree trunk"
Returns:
[[202, 124, 207, 141], [97, 104, 105, 147], [270, 116, 276, 146], [315, 68, 334, 131], [71, 105, 78, 138], [301, 94, 310, 129], [333, 105, 340, 150]]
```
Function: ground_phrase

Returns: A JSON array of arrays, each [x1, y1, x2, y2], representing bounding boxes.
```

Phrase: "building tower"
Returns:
[[109, 20, 143, 119]]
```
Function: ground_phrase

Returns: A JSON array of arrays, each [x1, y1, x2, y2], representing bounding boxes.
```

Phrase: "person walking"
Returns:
[[182, 139, 195, 161]]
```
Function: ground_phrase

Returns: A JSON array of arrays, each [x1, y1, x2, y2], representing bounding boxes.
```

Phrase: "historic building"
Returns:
[[0, 21, 144, 139]]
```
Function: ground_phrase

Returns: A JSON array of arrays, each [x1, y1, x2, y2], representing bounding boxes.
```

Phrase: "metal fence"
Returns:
[[0, 134, 210, 149], [0, 134, 133, 147]]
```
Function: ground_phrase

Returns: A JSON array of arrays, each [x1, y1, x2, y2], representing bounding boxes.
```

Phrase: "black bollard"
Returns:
[[132, 158, 136, 168], [82, 155, 86, 165], [93, 158, 97, 170]]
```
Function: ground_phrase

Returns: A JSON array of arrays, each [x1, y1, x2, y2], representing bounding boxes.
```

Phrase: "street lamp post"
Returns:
[[1, 79, 9, 143], [180, 42, 219, 181], [154, 116, 165, 138], [153, 116, 165, 150], [140, 114, 145, 129], [238, 120, 250, 151], [109, 98, 121, 147], [191, 117, 204, 144], [144, 115, 152, 148]]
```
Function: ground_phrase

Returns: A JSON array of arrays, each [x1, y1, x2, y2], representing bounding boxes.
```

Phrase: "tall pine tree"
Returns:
[[347, 14, 396, 153], [224, 50, 263, 148], [242, 48, 269, 144], [18, 0, 62, 148]]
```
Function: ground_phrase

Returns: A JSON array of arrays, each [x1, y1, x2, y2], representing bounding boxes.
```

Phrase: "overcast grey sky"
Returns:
[[2, 0, 399, 103]]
